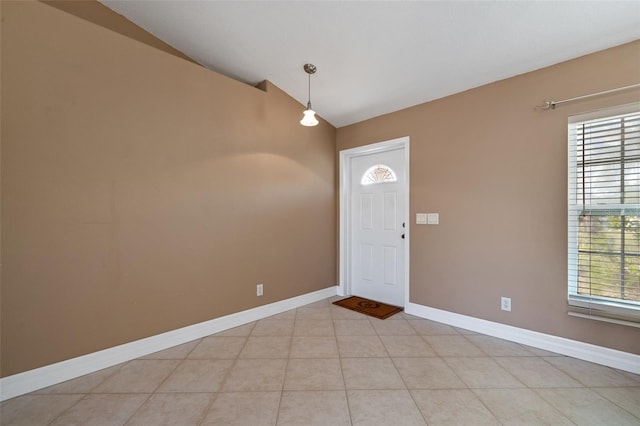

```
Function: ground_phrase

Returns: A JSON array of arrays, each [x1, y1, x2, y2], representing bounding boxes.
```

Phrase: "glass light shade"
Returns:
[[300, 109, 319, 126]]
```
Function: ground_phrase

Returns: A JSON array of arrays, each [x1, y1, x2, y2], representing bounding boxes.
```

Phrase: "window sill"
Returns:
[[568, 311, 640, 329]]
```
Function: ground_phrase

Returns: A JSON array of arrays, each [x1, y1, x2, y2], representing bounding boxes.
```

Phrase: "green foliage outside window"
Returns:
[[578, 215, 640, 302]]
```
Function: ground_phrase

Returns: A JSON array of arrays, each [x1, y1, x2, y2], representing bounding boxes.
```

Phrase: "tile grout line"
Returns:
[[273, 306, 297, 426], [45, 360, 133, 426], [173, 337, 217, 426], [121, 348, 195, 425], [465, 360, 578, 426], [332, 303, 355, 425], [45, 393, 88, 426], [441, 354, 515, 426], [387, 318, 433, 425], [406, 318, 506, 425], [590, 386, 640, 421], [196, 322, 254, 425]]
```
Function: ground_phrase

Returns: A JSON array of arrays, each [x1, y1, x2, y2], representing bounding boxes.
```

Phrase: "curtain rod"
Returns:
[[536, 83, 640, 110]]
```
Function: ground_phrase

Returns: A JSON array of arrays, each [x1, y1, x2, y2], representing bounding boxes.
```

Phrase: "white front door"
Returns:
[[350, 147, 406, 306]]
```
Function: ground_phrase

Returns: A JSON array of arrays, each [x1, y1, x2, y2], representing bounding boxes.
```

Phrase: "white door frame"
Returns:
[[339, 136, 410, 306]]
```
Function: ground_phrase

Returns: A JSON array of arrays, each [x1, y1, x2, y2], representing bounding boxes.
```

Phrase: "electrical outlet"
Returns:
[[257, 283, 263, 297], [501, 297, 511, 312]]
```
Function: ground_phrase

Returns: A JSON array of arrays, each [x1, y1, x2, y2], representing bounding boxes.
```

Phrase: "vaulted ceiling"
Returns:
[[100, 1, 640, 128]]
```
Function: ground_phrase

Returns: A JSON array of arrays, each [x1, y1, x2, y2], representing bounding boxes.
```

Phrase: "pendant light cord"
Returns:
[[303, 63, 316, 110], [307, 72, 312, 109]]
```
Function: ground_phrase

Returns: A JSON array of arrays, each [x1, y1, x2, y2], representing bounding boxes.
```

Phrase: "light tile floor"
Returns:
[[2, 297, 640, 425]]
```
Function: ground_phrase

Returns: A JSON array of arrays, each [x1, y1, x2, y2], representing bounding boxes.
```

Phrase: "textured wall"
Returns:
[[337, 41, 640, 354], [1, 1, 336, 376]]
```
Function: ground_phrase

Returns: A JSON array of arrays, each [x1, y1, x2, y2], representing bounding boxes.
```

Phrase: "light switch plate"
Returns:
[[416, 213, 427, 224], [427, 213, 439, 225]]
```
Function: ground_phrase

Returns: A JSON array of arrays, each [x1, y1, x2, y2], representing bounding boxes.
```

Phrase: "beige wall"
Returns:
[[1, 1, 336, 376], [337, 41, 640, 354]]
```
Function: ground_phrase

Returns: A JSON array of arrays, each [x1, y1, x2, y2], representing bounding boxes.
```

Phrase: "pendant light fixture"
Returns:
[[300, 63, 319, 127]]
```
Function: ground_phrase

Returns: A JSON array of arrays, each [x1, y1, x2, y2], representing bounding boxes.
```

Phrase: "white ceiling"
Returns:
[[99, 1, 640, 128]]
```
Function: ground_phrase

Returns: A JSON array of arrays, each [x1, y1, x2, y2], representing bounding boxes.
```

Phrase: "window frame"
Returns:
[[567, 102, 640, 324]]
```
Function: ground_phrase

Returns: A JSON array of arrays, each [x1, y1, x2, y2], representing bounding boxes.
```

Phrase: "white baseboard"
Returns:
[[405, 302, 640, 375], [0, 286, 338, 401]]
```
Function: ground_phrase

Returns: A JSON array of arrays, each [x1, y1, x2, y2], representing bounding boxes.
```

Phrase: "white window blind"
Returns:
[[568, 103, 640, 325]]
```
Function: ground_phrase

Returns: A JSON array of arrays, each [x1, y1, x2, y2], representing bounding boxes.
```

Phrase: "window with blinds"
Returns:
[[568, 104, 640, 326]]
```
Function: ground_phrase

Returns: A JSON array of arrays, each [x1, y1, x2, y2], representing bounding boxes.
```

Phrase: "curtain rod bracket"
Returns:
[[535, 101, 555, 110]]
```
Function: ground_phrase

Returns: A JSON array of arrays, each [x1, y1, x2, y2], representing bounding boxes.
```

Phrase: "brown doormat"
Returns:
[[332, 296, 402, 320]]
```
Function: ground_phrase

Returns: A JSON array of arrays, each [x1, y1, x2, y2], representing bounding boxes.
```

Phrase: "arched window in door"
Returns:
[[360, 164, 397, 185]]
